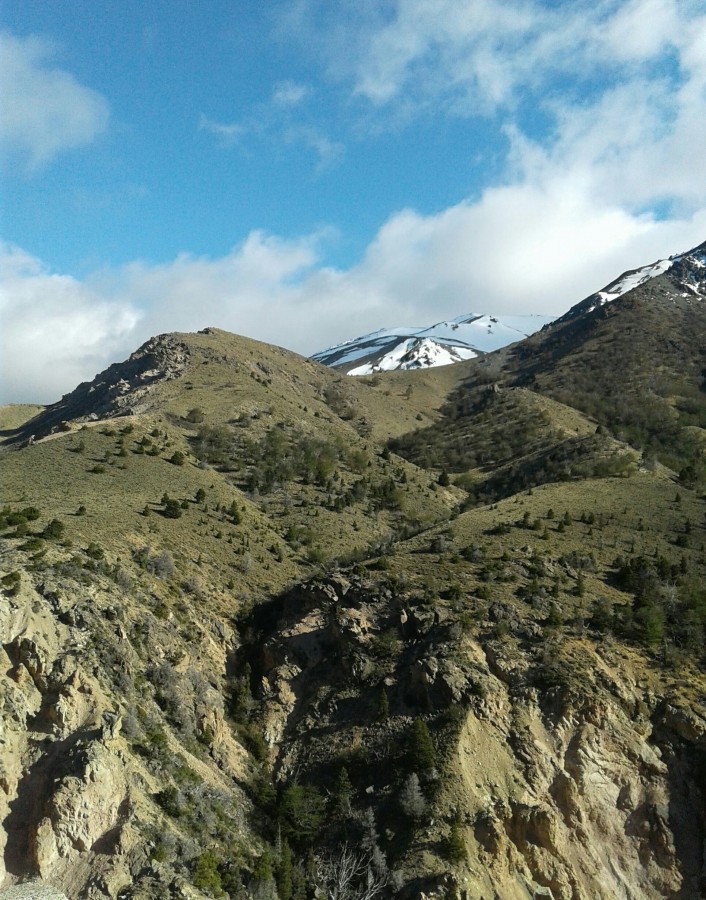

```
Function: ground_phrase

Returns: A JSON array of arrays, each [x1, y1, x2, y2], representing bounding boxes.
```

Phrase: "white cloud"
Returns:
[[2, 4, 706, 404], [283, 126, 344, 171], [3, 186, 705, 404], [0, 32, 109, 171], [333, 0, 696, 111], [600, 0, 679, 61], [200, 80, 342, 170], [198, 114, 246, 146], [272, 80, 310, 106], [350, 0, 538, 109], [0, 243, 140, 403]]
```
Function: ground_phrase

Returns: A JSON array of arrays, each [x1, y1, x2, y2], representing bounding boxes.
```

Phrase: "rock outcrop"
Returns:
[[3, 334, 190, 445]]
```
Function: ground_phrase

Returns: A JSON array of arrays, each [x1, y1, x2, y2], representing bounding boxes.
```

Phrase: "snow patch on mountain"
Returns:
[[560, 241, 706, 320], [348, 338, 477, 375], [313, 313, 552, 374], [595, 258, 678, 306], [590, 244, 706, 309]]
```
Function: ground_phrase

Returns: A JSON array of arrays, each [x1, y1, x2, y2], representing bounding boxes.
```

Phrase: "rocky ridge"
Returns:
[[0, 547, 251, 899], [5, 334, 191, 446], [235, 576, 706, 899]]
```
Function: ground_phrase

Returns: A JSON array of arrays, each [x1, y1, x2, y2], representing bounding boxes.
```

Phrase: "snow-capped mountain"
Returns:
[[313, 240, 706, 376], [312, 313, 554, 375], [563, 241, 706, 319]]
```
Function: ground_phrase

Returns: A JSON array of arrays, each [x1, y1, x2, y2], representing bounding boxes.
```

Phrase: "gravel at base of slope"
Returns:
[[0, 886, 69, 900]]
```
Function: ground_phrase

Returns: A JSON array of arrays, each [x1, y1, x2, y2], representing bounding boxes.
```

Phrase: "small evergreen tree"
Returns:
[[376, 686, 390, 721], [42, 518, 65, 540], [276, 839, 293, 900], [332, 766, 353, 817], [446, 812, 466, 862], [409, 717, 436, 772], [163, 498, 182, 519]]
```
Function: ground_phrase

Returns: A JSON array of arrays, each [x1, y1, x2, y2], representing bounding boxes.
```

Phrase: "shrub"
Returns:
[[399, 773, 426, 820], [135, 548, 175, 578], [1, 571, 21, 596], [155, 786, 184, 818], [163, 499, 182, 519], [235, 722, 268, 762], [84, 542, 104, 560], [42, 519, 65, 540], [170, 450, 186, 466], [192, 850, 223, 895], [185, 407, 206, 424]]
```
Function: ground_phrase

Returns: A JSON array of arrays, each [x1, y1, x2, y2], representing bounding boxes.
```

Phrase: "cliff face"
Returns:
[[4, 554, 706, 899], [234, 577, 706, 899], [1, 574, 133, 896], [0, 557, 249, 900]]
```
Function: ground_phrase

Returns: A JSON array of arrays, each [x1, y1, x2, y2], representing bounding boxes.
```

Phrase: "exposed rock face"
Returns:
[[2, 558, 705, 899], [0, 556, 248, 899], [0, 886, 70, 899], [0, 578, 134, 897], [32, 743, 131, 876], [237, 577, 706, 900], [4, 334, 190, 444], [451, 688, 706, 899]]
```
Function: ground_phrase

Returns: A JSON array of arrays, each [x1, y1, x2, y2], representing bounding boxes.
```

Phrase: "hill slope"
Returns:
[[2, 244, 706, 899]]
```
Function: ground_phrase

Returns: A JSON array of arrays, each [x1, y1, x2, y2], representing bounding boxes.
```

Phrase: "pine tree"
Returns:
[[446, 812, 466, 862], [332, 766, 353, 816], [276, 839, 293, 900], [376, 686, 390, 721], [409, 717, 436, 772]]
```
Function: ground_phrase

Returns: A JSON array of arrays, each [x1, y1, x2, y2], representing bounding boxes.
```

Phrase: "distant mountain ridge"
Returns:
[[558, 240, 706, 322], [313, 240, 706, 375], [311, 313, 553, 374]]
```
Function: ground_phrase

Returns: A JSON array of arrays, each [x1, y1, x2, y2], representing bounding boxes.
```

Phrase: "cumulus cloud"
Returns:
[[3, 189, 705, 405], [0, 32, 109, 171], [0, 243, 140, 403], [331, 0, 700, 113], [3, 3, 706, 403], [301, 0, 706, 187]]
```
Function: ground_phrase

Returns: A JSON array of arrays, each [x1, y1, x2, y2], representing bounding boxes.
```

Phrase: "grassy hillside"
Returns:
[[2, 319, 706, 899]]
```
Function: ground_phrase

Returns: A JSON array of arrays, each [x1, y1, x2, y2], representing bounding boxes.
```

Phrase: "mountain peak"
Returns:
[[561, 238, 706, 321], [312, 313, 552, 375]]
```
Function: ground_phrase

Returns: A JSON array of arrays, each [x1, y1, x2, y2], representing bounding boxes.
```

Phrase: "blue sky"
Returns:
[[1, 0, 706, 402]]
